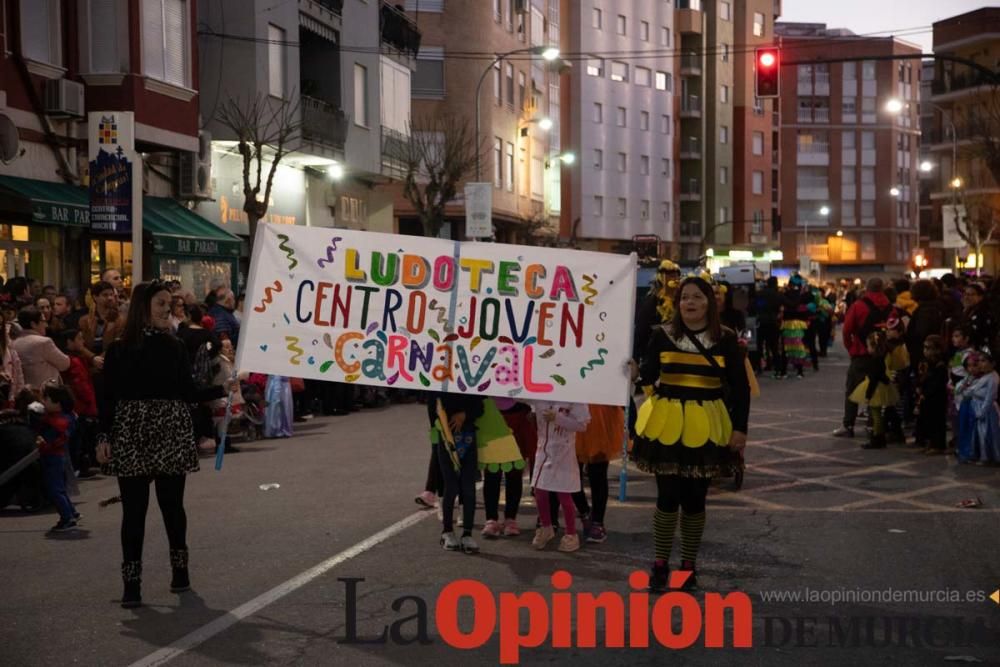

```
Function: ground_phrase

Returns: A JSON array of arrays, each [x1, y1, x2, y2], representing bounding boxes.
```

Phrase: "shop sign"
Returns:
[[32, 201, 89, 227], [88, 111, 137, 234], [153, 236, 240, 257]]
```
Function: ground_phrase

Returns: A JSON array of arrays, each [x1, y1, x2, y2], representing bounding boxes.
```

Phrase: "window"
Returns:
[[586, 58, 604, 77], [720, 85, 729, 104], [861, 234, 876, 259], [611, 61, 629, 82], [413, 47, 445, 98], [641, 155, 650, 175], [752, 171, 764, 195], [503, 0, 512, 29], [720, 207, 729, 225], [84, 0, 125, 73], [843, 132, 856, 150], [753, 11, 765, 37], [752, 131, 764, 155], [862, 60, 876, 80], [493, 62, 501, 102], [655, 71, 671, 91], [661, 201, 671, 221], [505, 63, 514, 106], [861, 167, 875, 184], [617, 198, 627, 217], [640, 111, 649, 131], [616, 106, 627, 127], [721, 43, 729, 62], [593, 149, 603, 169], [592, 7, 602, 29], [842, 96, 857, 118], [861, 131, 875, 150], [143, 0, 189, 86], [594, 196, 604, 216], [268, 24, 286, 98], [636, 67, 651, 87], [721, 1, 731, 21], [617, 152, 627, 173], [662, 159, 670, 177], [354, 63, 369, 127], [493, 0, 502, 21], [720, 126, 728, 144], [616, 14, 626, 35], [842, 201, 856, 226], [640, 20, 649, 41], [843, 62, 856, 80], [504, 142, 514, 193], [23, 0, 63, 66], [494, 138, 503, 188], [518, 71, 526, 109], [720, 166, 728, 184], [660, 114, 671, 135], [660, 27, 670, 47], [641, 200, 650, 219], [593, 102, 603, 123]]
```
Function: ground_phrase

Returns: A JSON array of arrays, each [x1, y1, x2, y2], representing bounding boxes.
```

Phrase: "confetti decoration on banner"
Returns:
[[345, 373, 361, 383], [540, 348, 556, 359], [307, 356, 315, 365], [316, 236, 344, 269], [376, 331, 388, 344], [428, 329, 440, 343], [366, 321, 380, 335], [285, 336, 304, 365], [596, 332, 606, 342], [580, 348, 609, 378], [478, 380, 491, 391], [444, 333, 460, 343], [283, 313, 290, 325], [499, 336, 513, 344], [471, 336, 482, 350], [523, 337, 537, 346], [581, 274, 598, 305], [323, 333, 334, 349], [508, 387, 523, 397], [253, 280, 283, 313], [320, 361, 334, 373], [599, 312, 608, 321], [419, 372, 431, 387], [550, 374, 566, 386], [428, 299, 452, 332], [276, 234, 298, 270], [387, 372, 400, 385], [457, 376, 468, 392]]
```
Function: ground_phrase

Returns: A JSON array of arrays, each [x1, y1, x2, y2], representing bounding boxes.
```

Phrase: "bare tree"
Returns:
[[954, 192, 999, 277], [393, 114, 481, 238], [216, 93, 301, 249], [517, 212, 558, 247]]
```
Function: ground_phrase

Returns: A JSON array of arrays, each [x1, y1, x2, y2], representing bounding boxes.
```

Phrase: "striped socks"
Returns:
[[679, 511, 706, 563], [653, 509, 678, 561]]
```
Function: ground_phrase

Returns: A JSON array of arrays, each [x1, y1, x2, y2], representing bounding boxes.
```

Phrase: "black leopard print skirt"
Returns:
[[102, 400, 199, 478]]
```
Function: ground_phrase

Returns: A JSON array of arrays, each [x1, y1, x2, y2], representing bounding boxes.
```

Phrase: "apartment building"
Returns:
[[918, 59, 936, 265], [775, 23, 921, 276], [732, 0, 781, 253], [561, 0, 676, 254], [198, 0, 419, 246], [929, 7, 1000, 274], [400, 0, 561, 243], [0, 0, 242, 294]]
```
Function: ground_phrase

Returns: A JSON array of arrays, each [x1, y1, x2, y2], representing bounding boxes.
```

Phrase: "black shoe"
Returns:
[[50, 519, 77, 532], [862, 434, 887, 450], [678, 560, 698, 591], [72, 512, 81, 521], [649, 561, 670, 593], [170, 550, 191, 592], [121, 561, 142, 608], [832, 426, 855, 438]]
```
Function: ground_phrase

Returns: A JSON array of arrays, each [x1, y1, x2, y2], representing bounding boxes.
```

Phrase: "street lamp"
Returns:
[[327, 163, 344, 180], [890, 186, 901, 197], [836, 229, 844, 237], [885, 98, 905, 114], [951, 176, 964, 189], [475, 45, 561, 182], [537, 117, 554, 131], [819, 205, 831, 216], [920, 160, 934, 173]]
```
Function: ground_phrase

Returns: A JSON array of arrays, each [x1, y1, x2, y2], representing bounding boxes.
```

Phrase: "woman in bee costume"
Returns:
[[632, 276, 750, 592]]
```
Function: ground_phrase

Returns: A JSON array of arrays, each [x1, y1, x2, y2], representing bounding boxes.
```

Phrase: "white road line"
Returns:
[[128, 510, 434, 667]]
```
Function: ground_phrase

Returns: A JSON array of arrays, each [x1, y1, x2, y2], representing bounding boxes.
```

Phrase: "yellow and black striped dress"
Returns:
[[631, 325, 751, 478]]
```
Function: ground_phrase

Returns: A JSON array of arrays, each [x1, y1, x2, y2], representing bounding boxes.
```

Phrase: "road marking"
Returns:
[[128, 510, 434, 667]]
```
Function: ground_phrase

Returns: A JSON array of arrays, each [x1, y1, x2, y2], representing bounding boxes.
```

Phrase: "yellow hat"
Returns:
[[658, 259, 680, 273]]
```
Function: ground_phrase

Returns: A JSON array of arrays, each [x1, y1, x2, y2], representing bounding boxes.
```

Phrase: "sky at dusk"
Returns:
[[778, 0, 994, 53]]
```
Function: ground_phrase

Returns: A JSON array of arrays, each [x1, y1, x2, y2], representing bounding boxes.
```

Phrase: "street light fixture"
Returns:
[[885, 98, 905, 114], [327, 163, 344, 180], [890, 186, 901, 197], [558, 152, 575, 164], [836, 230, 844, 237], [538, 117, 554, 131], [951, 176, 964, 189], [541, 47, 560, 61], [919, 160, 934, 173], [819, 206, 831, 216]]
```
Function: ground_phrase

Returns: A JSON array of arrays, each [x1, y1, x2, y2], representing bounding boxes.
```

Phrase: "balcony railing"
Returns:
[[312, 0, 343, 14], [381, 1, 421, 59], [381, 126, 411, 178], [680, 55, 702, 73], [932, 71, 996, 96], [680, 221, 703, 237], [680, 95, 701, 115], [301, 95, 348, 149], [680, 136, 701, 156], [680, 179, 701, 197]]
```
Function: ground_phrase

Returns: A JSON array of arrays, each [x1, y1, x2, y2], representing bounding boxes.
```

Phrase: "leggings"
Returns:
[[870, 406, 884, 436], [654, 474, 710, 563], [572, 462, 610, 524], [535, 488, 577, 535], [655, 475, 710, 513], [436, 442, 477, 534], [483, 468, 523, 521], [118, 475, 187, 564]]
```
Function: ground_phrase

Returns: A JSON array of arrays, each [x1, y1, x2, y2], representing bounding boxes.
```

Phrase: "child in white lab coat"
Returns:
[[531, 401, 591, 552]]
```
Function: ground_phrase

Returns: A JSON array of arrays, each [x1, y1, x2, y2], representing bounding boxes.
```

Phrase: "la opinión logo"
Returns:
[[339, 571, 753, 664]]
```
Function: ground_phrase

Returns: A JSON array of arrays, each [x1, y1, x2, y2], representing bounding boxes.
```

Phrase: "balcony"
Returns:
[[380, 1, 421, 60], [676, 1, 702, 35], [680, 136, 701, 159], [312, 0, 342, 13], [680, 95, 701, 118], [680, 55, 702, 76], [680, 178, 702, 201], [931, 71, 995, 99], [380, 126, 410, 179], [300, 0, 343, 37], [680, 221, 703, 239], [301, 95, 348, 149]]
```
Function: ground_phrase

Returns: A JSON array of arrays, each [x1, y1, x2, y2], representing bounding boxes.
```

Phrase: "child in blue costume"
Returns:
[[955, 349, 1000, 464]]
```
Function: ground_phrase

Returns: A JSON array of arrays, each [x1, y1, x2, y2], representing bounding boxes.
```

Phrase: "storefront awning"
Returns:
[[144, 197, 241, 258], [0, 175, 90, 227]]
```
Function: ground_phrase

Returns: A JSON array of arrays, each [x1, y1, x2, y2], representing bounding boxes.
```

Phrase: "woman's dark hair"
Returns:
[[910, 279, 939, 304], [55, 328, 81, 353], [43, 383, 75, 412], [90, 280, 114, 299], [670, 276, 722, 341], [188, 304, 204, 323], [16, 306, 41, 330], [120, 281, 170, 347]]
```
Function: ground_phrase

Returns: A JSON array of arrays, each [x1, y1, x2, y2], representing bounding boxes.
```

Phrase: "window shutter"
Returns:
[[163, 0, 187, 86], [142, 0, 164, 79]]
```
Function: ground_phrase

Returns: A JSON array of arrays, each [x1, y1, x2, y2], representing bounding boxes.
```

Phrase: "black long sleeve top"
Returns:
[[99, 330, 226, 434], [425, 391, 485, 429]]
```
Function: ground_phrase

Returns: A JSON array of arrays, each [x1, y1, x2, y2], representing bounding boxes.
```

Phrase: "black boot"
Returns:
[[679, 559, 698, 591], [121, 561, 142, 608], [648, 561, 670, 593], [862, 433, 887, 450], [169, 549, 190, 593]]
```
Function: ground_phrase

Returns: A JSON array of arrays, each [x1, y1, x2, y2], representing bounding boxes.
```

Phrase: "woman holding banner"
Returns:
[[631, 276, 750, 592], [97, 281, 235, 608]]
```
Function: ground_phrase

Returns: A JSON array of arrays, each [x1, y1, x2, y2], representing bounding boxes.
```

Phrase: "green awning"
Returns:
[[0, 175, 90, 227], [145, 197, 241, 258]]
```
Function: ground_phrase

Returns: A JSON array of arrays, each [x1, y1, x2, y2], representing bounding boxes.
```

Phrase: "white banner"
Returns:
[[236, 224, 637, 406], [942, 204, 967, 249], [464, 182, 493, 239]]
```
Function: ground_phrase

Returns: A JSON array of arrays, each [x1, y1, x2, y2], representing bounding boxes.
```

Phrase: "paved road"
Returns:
[[2, 345, 999, 666]]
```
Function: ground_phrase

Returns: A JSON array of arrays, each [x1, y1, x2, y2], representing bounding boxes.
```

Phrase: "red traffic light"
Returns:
[[754, 47, 780, 98], [759, 51, 776, 68]]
